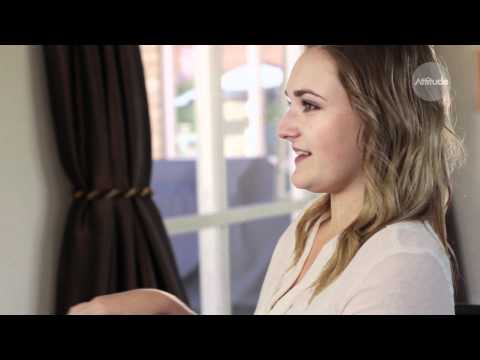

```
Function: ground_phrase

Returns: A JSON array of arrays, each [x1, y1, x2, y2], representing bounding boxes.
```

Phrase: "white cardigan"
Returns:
[[254, 197, 455, 315]]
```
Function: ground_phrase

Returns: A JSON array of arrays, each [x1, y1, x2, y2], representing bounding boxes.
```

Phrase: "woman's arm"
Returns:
[[68, 289, 197, 315]]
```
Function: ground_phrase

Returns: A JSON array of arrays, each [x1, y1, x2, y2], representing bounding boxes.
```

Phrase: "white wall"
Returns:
[[437, 45, 480, 304], [0, 45, 69, 314]]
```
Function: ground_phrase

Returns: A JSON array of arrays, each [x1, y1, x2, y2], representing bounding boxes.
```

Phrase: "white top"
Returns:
[[254, 197, 455, 315]]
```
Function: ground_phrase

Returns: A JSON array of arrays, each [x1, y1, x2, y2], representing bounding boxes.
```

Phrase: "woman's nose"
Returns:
[[277, 112, 300, 141]]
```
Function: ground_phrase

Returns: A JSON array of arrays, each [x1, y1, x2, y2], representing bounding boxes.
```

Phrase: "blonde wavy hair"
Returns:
[[291, 45, 466, 303]]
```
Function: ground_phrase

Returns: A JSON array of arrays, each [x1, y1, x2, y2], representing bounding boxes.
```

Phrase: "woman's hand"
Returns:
[[67, 288, 196, 315]]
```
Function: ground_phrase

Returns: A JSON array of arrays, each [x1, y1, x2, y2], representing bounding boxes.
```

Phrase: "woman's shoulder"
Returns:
[[353, 220, 452, 283], [365, 220, 447, 257], [337, 220, 456, 312]]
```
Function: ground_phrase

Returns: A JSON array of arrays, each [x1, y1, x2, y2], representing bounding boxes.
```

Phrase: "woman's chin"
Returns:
[[291, 175, 329, 193], [291, 176, 314, 191]]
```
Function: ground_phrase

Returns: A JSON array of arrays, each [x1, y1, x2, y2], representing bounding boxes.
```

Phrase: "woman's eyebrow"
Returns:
[[284, 89, 327, 102]]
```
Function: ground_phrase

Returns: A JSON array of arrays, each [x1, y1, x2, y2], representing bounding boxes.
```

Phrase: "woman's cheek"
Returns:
[[312, 122, 345, 158], [315, 125, 359, 166]]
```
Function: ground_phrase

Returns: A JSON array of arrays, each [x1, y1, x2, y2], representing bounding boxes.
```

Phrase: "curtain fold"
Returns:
[[43, 45, 188, 314]]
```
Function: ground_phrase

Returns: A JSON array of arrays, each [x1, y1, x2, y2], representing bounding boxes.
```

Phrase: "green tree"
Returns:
[[176, 80, 196, 132]]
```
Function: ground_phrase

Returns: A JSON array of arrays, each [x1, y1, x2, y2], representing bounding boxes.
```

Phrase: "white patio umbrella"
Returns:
[[174, 64, 284, 107]]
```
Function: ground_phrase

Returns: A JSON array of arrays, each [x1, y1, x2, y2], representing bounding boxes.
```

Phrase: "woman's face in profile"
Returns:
[[277, 47, 365, 194]]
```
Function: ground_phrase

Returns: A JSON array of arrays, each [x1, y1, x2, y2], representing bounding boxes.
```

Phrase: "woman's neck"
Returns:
[[329, 177, 365, 233]]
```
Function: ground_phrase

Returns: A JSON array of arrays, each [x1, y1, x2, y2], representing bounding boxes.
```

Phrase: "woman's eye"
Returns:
[[285, 99, 320, 112], [302, 101, 320, 112]]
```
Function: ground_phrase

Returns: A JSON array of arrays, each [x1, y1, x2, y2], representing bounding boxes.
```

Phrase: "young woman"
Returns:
[[68, 45, 465, 315]]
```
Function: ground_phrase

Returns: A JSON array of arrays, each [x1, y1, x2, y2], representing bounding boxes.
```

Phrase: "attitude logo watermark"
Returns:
[[412, 62, 450, 102]]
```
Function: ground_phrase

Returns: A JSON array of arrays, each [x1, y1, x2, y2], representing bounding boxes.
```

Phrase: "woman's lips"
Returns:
[[295, 153, 311, 165]]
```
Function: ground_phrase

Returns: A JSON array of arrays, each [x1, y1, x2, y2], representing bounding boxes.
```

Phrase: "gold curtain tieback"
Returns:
[[73, 187, 154, 201]]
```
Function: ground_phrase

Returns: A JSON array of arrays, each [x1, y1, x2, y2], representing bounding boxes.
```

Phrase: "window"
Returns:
[[141, 45, 314, 314]]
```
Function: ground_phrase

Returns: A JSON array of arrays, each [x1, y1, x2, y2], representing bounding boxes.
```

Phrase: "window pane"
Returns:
[[222, 45, 291, 208], [141, 45, 200, 218], [142, 45, 292, 219], [175, 45, 196, 158], [228, 215, 291, 314], [169, 229, 201, 314]]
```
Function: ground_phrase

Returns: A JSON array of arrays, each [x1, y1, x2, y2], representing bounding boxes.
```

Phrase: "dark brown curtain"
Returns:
[[43, 45, 188, 314]]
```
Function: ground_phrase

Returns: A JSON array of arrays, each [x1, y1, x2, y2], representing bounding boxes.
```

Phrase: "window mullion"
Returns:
[[193, 45, 231, 315]]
